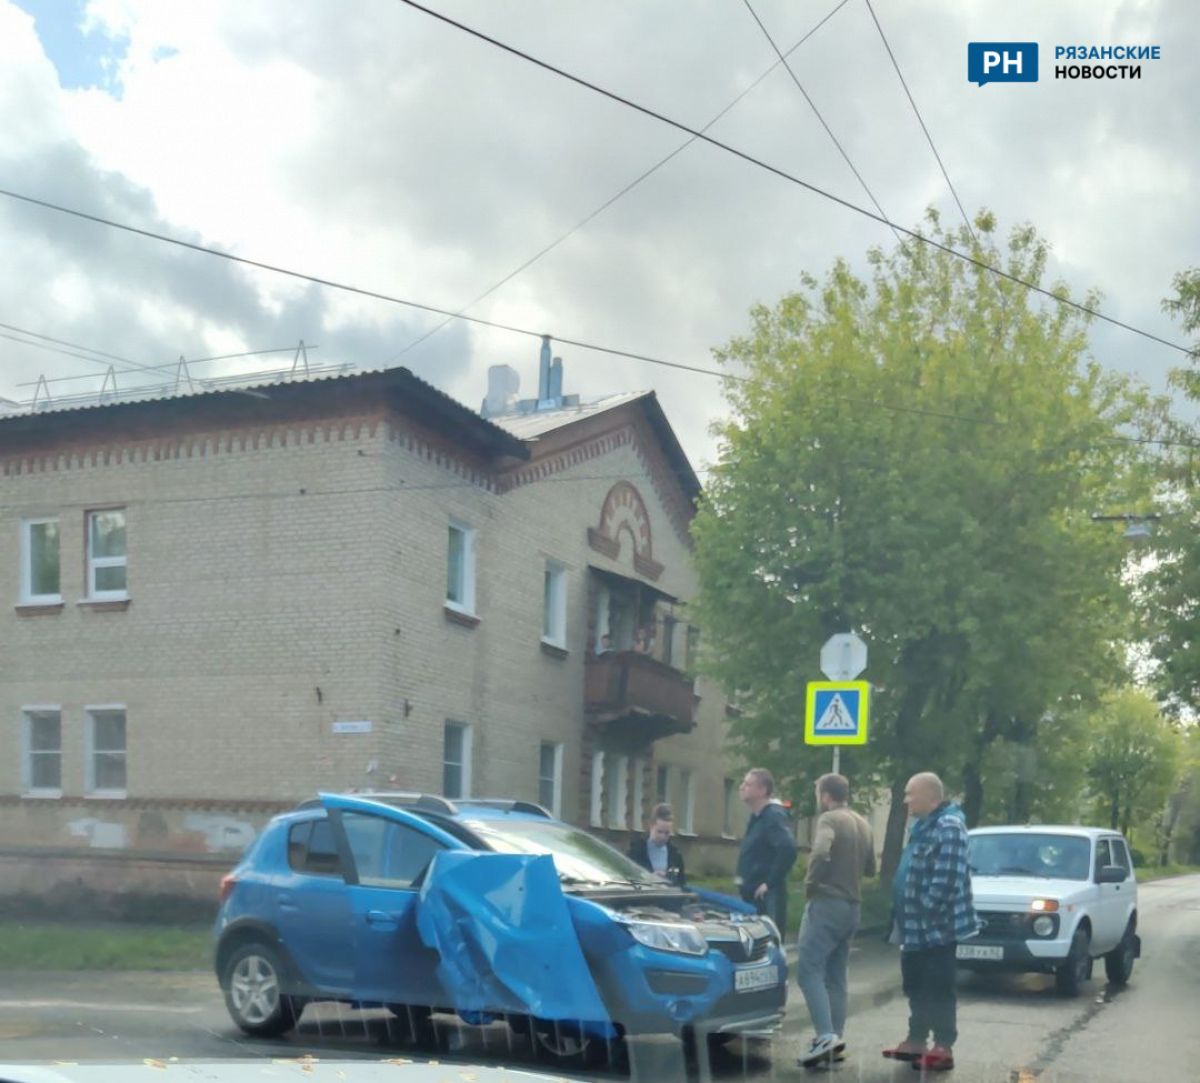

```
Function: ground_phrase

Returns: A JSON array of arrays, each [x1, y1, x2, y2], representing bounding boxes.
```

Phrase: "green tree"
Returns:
[[1085, 688, 1183, 844], [692, 212, 1154, 878]]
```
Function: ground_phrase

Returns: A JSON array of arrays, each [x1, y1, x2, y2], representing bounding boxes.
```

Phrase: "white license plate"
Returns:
[[734, 964, 779, 992], [956, 944, 1004, 961]]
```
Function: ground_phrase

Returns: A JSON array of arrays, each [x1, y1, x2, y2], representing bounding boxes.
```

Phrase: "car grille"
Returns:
[[708, 936, 772, 963], [978, 911, 1028, 941]]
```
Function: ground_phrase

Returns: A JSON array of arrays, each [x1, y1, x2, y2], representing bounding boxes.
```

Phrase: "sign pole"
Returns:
[[832, 746, 840, 776]]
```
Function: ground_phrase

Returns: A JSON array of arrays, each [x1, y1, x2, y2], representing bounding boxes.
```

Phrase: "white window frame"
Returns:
[[85, 704, 127, 799], [542, 560, 567, 648], [538, 741, 564, 818], [722, 778, 737, 839], [86, 508, 128, 601], [19, 518, 62, 604], [631, 758, 645, 830], [443, 722, 473, 799], [590, 751, 605, 827], [445, 520, 477, 616], [680, 769, 696, 835], [656, 763, 670, 806], [608, 755, 630, 829], [21, 705, 63, 798]]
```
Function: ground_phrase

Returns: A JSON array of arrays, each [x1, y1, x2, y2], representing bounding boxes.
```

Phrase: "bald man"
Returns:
[[882, 772, 980, 1073]]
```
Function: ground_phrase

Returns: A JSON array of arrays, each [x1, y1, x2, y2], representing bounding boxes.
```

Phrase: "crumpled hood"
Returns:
[[416, 849, 611, 1026]]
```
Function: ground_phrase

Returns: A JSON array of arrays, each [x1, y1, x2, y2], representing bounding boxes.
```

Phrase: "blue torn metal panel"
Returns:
[[416, 850, 613, 1028]]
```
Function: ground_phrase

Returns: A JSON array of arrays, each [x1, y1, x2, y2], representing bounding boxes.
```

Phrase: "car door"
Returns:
[[275, 816, 355, 995], [1091, 837, 1125, 952], [320, 794, 463, 1008], [1107, 838, 1136, 937]]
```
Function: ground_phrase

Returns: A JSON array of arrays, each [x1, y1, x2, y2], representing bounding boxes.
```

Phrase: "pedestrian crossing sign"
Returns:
[[805, 681, 870, 745]]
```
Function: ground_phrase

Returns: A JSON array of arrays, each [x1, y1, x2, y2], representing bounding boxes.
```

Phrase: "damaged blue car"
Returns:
[[214, 792, 787, 1060]]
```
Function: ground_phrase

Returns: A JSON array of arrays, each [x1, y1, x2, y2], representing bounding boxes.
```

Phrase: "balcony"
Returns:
[[584, 651, 699, 743]]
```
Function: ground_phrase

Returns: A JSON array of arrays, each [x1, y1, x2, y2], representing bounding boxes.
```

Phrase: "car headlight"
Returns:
[[1032, 915, 1055, 937], [621, 918, 708, 956]]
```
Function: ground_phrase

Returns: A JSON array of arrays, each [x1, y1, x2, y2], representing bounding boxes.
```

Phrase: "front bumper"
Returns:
[[591, 942, 788, 1036]]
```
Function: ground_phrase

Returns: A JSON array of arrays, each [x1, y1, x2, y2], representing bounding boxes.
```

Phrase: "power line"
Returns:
[[0, 320, 143, 370], [393, 0, 1194, 359], [863, 0, 977, 246], [741, 0, 905, 248], [392, 0, 855, 360]]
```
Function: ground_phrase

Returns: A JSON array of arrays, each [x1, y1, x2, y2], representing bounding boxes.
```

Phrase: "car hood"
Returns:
[[971, 874, 1090, 906]]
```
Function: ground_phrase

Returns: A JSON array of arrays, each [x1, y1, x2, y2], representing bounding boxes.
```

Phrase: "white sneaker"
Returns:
[[799, 1034, 843, 1068]]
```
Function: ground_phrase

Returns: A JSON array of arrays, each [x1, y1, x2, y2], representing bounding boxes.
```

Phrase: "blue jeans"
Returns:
[[795, 896, 860, 1038]]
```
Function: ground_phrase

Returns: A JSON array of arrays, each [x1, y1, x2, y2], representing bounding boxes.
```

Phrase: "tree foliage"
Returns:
[[692, 212, 1156, 876], [1084, 688, 1183, 843]]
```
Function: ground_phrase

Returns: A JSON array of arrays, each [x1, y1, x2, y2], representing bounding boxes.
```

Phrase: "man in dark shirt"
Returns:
[[736, 767, 797, 932], [628, 803, 686, 886]]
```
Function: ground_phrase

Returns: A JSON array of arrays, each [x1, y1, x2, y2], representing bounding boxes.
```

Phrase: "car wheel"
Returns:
[[1055, 929, 1091, 997], [518, 1017, 613, 1067], [1104, 926, 1137, 985], [222, 942, 298, 1037]]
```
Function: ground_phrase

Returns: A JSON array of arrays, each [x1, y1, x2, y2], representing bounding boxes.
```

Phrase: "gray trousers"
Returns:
[[795, 896, 860, 1039]]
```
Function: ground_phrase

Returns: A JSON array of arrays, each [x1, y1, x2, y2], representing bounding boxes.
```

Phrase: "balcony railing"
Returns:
[[584, 650, 698, 742]]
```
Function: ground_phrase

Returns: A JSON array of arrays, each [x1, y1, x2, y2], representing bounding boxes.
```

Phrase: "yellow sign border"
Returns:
[[805, 680, 870, 745]]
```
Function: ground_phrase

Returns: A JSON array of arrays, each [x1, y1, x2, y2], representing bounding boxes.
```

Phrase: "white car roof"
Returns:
[[969, 825, 1124, 840]]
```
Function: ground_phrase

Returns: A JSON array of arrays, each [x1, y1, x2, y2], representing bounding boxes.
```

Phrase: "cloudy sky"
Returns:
[[0, 0, 1195, 467]]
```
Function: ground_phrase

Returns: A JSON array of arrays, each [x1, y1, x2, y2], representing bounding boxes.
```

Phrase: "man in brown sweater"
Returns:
[[796, 773, 877, 1069]]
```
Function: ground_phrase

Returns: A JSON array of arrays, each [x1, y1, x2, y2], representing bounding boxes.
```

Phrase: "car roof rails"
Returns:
[[453, 798, 554, 818], [293, 792, 460, 816]]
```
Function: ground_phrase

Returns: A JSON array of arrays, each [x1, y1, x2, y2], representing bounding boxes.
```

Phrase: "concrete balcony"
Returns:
[[584, 651, 699, 743]]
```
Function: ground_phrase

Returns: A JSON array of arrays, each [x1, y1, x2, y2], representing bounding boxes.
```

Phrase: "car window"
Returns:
[[968, 833, 1091, 880], [465, 818, 664, 887], [1111, 839, 1132, 877], [1095, 838, 1112, 876], [287, 818, 342, 877], [341, 811, 443, 888]]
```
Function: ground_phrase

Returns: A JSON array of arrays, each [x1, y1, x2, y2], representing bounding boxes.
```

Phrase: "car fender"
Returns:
[[215, 917, 312, 996]]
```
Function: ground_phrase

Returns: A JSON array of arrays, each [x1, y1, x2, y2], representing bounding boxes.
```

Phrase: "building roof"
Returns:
[[0, 366, 529, 462], [491, 390, 701, 505]]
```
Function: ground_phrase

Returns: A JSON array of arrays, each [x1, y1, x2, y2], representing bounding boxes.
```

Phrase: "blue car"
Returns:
[[214, 792, 787, 1060]]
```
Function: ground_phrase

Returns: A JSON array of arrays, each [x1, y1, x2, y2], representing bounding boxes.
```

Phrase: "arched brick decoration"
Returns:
[[588, 481, 664, 580]]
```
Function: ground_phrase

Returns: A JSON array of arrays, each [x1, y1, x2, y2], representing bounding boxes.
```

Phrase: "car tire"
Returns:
[[514, 1016, 613, 1068], [1055, 929, 1091, 997], [222, 942, 299, 1037], [1104, 925, 1137, 985]]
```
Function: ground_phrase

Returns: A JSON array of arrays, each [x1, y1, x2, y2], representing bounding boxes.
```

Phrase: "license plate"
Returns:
[[735, 964, 779, 992], [956, 944, 1003, 961]]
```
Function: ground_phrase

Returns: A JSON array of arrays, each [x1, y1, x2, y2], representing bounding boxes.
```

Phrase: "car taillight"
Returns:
[[219, 874, 237, 904]]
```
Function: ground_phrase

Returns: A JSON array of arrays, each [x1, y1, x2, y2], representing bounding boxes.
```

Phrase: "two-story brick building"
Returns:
[[1, 348, 755, 904]]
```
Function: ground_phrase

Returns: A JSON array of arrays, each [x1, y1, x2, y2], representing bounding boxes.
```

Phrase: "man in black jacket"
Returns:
[[736, 768, 798, 932], [628, 804, 686, 886]]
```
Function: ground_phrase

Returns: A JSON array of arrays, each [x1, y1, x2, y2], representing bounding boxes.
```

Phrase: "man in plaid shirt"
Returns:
[[883, 772, 981, 1073]]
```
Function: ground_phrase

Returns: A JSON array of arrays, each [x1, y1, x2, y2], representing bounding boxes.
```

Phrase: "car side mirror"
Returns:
[[1096, 864, 1126, 884]]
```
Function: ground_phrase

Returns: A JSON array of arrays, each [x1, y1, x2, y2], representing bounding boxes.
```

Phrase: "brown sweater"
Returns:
[[805, 805, 877, 902]]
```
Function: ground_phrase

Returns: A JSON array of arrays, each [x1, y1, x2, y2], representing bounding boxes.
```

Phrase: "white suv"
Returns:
[[960, 826, 1140, 996]]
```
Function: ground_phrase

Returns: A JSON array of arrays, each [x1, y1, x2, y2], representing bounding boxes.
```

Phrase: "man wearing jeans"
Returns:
[[882, 772, 981, 1073], [796, 773, 876, 1069]]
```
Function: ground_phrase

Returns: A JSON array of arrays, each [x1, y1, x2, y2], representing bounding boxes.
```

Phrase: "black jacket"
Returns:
[[628, 836, 687, 886], [736, 801, 798, 898]]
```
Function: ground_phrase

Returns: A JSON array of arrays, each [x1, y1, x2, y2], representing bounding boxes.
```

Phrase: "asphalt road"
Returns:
[[1, 874, 1197, 1083]]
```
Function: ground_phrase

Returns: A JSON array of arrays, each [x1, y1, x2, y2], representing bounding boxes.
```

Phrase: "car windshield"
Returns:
[[969, 833, 1093, 881], [465, 819, 666, 888]]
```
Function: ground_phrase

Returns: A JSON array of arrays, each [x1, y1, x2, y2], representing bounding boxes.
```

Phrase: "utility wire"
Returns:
[[392, 0, 856, 360], [863, 0, 977, 246], [393, 0, 1194, 358], [741, 0, 904, 249]]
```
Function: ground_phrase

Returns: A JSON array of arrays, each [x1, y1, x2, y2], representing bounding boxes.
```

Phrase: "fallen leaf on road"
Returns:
[[143, 1059, 166, 1069]]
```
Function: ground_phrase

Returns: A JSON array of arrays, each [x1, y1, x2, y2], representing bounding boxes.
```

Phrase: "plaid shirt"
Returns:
[[898, 802, 981, 951]]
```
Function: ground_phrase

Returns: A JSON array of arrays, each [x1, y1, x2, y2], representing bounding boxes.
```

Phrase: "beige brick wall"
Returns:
[[1, 404, 746, 869]]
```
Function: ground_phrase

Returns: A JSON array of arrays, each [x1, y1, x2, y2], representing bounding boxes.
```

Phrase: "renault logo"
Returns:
[[738, 926, 755, 957]]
